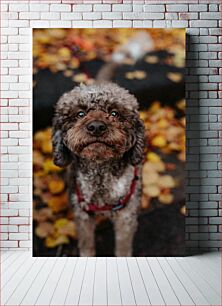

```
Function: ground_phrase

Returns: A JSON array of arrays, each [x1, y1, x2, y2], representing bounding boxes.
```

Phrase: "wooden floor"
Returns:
[[1, 251, 220, 306]]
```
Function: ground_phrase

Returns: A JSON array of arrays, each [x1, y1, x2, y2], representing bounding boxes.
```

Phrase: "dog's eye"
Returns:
[[110, 111, 119, 117], [77, 111, 86, 118]]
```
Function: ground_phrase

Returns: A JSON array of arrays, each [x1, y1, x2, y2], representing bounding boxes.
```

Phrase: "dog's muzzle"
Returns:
[[86, 120, 107, 136]]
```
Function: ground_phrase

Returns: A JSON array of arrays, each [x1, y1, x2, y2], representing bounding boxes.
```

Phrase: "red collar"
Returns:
[[75, 167, 139, 213]]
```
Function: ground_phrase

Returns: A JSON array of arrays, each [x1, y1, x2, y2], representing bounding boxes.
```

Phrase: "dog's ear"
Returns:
[[127, 114, 145, 166], [52, 118, 72, 168]]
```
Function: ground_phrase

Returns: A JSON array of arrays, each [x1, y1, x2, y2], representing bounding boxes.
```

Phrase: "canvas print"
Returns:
[[33, 29, 186, 256]]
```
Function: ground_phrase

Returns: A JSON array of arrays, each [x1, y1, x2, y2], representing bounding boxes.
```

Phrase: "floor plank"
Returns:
[[35, 258, 67, 305], [176, 257, 221, 305], [50, 257, 78, 305], [93, 257, 107, 306], [166, 257, 210, 305], [136, 257, 165, 305], [0, 251, 14, 263], [187, 256, 220, 293], [147, 258, 180, 305], [78, 257, 96, 305], [117, 257, 136, 305], [157, 258, 195, 305], [2, 251, 22, 273], [1, 252, 30, 289], [127, 257, 150, 305], [64, 257, 87, 305], [20, 258, 56, 305], [5, 257, 46, 305], [106, 257, 122, 306], [195, 253, 220, 274], [2, 256, 37, 305]]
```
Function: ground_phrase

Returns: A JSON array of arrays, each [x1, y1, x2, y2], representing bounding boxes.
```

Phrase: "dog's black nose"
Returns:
[[87, 121, 107, 136]]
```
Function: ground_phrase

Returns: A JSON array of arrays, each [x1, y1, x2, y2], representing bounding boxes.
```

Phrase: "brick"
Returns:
[[143, 5, 165, 12], [19, 226, 30, 233], [165, 13, 178, 20], [29, 4, 49, 11], [200, 12, 221, 19], [123, 12, 164, 19], [61, 12, 82, 20], [93, 20, 112, 28], [9, 4, 28, 12], [166, 5, 188, 12], [30, 21, 50, 28], [50, 21, 72, 28], [19, 241, 31, 248], [73, 4, 92, 12], [209, 4, 219, 11], [2, 123, 18, 131], [83, 12, 101, 20], [113, 20, 132, 28], [50, 4, 71, 12], [112, 4, 132, 11], [41, 12, 60, 20], [102, 12, 122, 20], [190, 20, 217, 28], [133, 5, 143, 12], [19, 12, 40, 20], [9, 20, 29, 28], [1, 241, 18, 248], [9, 217, 29, 225], [72, 20, 93, 28], [172, 20, 188, 28], [189, 4, 207, 11], [1, 209, 18, 216], [94, 4, 111, 11], [9, 233, 29, 240]]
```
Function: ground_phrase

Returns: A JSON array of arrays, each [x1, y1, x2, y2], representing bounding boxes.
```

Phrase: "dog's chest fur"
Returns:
[[74, 163, 135, 207]]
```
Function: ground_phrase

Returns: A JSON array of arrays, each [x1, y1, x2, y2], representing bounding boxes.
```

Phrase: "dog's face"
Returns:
[[52, 82, 144, 166]]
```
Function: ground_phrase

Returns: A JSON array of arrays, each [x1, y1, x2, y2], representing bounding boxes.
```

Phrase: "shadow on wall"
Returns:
[[186, 34, 203, 255]]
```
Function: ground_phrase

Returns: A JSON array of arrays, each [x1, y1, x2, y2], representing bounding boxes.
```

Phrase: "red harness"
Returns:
[[75, 167, 139, 213]]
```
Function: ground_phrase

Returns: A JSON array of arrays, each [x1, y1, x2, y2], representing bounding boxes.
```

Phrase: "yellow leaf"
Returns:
[[45, 235, 69, 248], [158, 175, 176, 189], [147, 152, 161, 162], [54, 218, 69, 229], [167, 72, 183, 83], [48, 179, 65, 194], [134, 70, 147, 79], [158, 193, 174, 205], [143, 185, 160, 197], [35, 222, 54, 238], [145, 55, 159, 64], [180, 205, 186, 215], [73, 73, 88, 83], [43, 159, 63, 173], [143, 171, 159, 186], [151, 135, 167, 148], [149, 101, 161, 113], [42, 141, 52, 154]]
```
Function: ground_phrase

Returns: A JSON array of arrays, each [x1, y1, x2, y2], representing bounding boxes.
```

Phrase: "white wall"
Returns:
[[1, 0, 221, 252]]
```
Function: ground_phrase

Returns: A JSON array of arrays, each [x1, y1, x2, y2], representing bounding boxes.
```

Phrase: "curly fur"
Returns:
[[52, 82, 145, 256]]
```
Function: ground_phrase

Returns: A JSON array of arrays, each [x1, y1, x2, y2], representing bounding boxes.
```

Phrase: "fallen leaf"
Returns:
[[167, 72, 183, 83], [145, 55, 159, 64], [158, 193, 174, 204], [158, 175, 176, 189], [143, 185, 160, 197], [48, 179, 65, 194]]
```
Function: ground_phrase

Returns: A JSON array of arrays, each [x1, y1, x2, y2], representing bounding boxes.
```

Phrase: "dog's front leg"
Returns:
[[114, 210, 138, 257], [75, 212, 96, 257]]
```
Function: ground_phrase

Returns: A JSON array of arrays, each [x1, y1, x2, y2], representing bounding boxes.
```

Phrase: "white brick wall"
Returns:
[[0, 0, 221, 253]]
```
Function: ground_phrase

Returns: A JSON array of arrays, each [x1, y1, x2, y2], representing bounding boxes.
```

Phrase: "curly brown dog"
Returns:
[[52, 82, 145, 256]]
